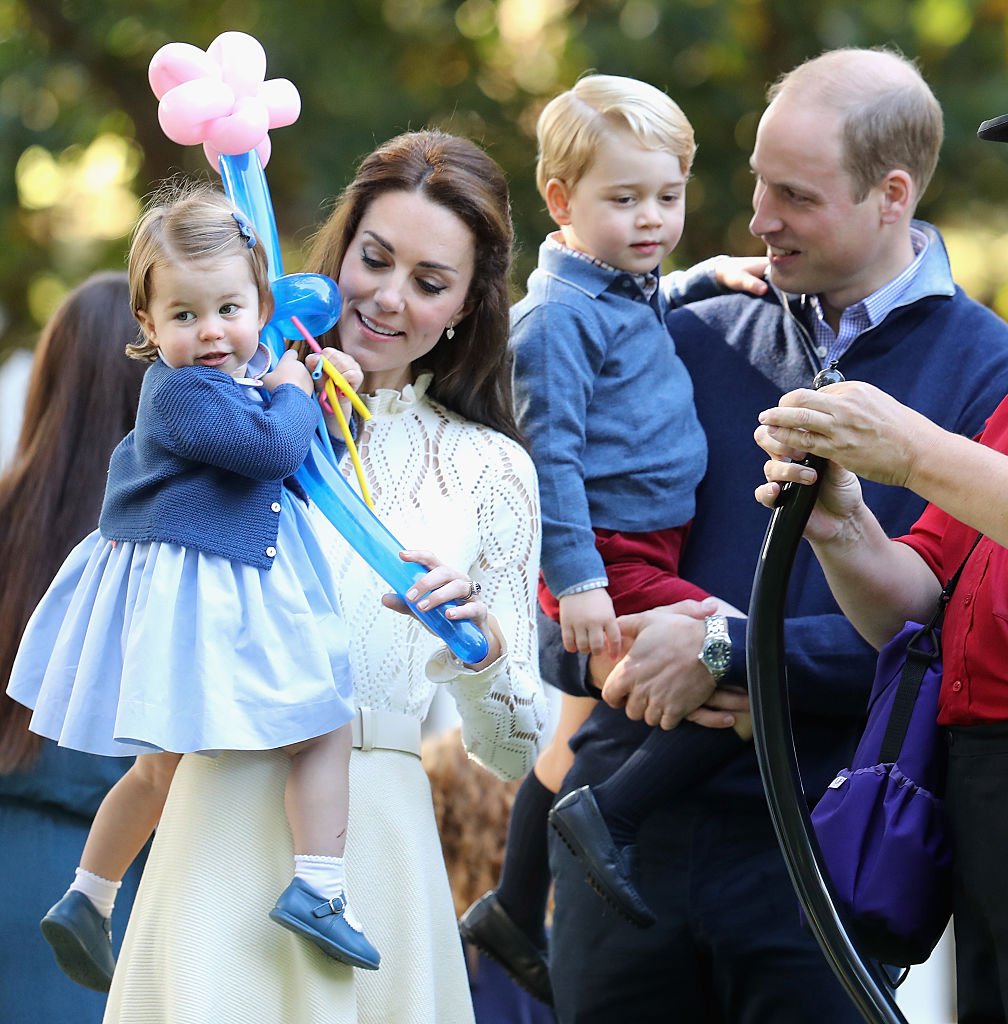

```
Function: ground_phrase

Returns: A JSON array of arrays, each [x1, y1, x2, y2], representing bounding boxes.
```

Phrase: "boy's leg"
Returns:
[[461, 692, 594, 1006], [550, 527, 749, 924], [496, 693, 594, 942], [593, 524, 749, 846], [592, 723, 747, 847]]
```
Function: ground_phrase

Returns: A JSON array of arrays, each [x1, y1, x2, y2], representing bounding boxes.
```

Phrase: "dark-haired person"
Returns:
[[0, 272, 147, 1023], [105, 130, 547, 1024]]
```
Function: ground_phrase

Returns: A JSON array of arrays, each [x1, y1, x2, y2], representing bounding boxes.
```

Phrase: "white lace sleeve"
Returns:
[[425, 436, 547, 780]]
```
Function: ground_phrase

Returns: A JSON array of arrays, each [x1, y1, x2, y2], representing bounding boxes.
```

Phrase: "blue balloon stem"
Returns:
[[297, 438, 490, 666]]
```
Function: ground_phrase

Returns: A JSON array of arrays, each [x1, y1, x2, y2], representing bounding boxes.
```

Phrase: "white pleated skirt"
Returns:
[[104, 746, 476, 1024]]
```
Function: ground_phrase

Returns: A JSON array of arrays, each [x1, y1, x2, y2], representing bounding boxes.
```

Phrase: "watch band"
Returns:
[[699, 613, 732, 680]]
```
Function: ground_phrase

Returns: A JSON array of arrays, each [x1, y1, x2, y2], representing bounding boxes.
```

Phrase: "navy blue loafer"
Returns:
[[40, 890, 115, 992], [269, 878, 380, 970], [460, 891, 553, 1006], [549, 785, 657, 928]]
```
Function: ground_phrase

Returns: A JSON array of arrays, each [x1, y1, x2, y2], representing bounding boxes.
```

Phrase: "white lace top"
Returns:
[[316, 373, 546, 780]]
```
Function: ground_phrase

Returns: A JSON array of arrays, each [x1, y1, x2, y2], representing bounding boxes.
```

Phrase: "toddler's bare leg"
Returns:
[[80, 751, 182, 880]]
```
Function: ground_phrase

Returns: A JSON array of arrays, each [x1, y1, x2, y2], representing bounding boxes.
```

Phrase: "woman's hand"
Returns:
[[381, 549, 501, 667], [306, 347, 365, 415], [755, 381, 934, 488], [262, 348, 313, 395], [754, 418, 867, 545]]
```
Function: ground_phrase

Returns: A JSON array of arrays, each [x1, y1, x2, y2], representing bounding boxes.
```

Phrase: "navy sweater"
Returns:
[[559, 237, 1008, 810]]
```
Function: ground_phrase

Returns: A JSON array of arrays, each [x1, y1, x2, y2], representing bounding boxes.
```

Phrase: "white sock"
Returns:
[[294, 855, 362, 932], [294, 854, 345, 898], [69, 867, 121, 920]]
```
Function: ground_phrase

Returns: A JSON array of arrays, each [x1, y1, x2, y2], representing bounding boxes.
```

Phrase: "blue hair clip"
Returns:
[[232, 210, 257, 248]]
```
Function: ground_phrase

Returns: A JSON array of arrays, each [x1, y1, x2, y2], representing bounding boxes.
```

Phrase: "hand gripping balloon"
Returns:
[[147, 32, 489, 665]]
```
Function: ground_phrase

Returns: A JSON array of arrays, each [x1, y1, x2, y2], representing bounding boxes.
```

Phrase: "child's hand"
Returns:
[[306, 347, 365, 417], [712, 255, 769, 296], [381, 549, 501, 667], [262, 349, 312, 395], [559, 588, 620, 657]]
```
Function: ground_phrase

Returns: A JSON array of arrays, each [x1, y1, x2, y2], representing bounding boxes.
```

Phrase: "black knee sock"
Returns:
[[495, 769, 555, 948], [592, 723, 747, 848]]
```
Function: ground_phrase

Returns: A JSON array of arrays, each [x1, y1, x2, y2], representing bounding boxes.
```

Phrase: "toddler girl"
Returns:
[[6, 181, 379, 990]]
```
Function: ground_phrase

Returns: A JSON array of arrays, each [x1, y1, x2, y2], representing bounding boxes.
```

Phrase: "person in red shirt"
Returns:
[[756, 376, 1008, 1023]]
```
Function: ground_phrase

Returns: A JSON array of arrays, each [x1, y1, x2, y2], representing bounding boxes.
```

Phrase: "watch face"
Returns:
[[705, 639, 731, 674]]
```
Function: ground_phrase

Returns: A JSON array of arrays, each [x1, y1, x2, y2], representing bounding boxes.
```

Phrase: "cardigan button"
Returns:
[[951, 680, 962, 692], [271, 501, 282, 513], [265, 546, 277, 558]]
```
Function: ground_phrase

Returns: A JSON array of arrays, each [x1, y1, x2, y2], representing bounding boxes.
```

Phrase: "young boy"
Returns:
[[462, 74, 753, 975]]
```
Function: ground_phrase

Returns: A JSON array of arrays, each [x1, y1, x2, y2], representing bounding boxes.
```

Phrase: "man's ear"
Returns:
[[544, 178, 573, 226], [879, 169, 913, 224]]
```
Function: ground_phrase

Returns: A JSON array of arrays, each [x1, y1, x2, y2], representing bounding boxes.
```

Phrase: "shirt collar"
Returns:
[[543, 233, 658, 300], [801, 221, 955, 366]]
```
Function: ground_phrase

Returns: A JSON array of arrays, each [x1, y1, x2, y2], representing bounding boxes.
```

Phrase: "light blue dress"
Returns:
[[7, 370, 353, 757]]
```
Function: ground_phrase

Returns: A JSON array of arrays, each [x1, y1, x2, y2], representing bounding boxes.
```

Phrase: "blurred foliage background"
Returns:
[[5, 0, 1008, 357]]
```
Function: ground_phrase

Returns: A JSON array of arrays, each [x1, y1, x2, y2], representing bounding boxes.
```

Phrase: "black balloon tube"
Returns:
[[745, 368, 908, 1024]]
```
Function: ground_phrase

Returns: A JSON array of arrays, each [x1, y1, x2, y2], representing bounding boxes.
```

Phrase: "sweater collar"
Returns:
[[536, 234, 660, 300], [360, 371, 433, 416], [770, 219, 955, 328]]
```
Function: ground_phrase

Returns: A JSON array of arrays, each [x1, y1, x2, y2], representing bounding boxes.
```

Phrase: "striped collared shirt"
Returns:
[[810, 225, 929, 367]]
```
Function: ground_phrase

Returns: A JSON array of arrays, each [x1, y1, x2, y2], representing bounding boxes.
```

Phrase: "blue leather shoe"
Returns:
[[269, 878, 380, 970], [40, 890, 115, 992], [549, 785, 657, 928]]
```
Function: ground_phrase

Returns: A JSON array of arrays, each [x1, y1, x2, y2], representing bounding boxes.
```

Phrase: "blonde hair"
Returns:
[[126, 179, 274, 361], [535, 73, 696, 200], [421, 728, 520, 919], [767, 47, 943, 204]]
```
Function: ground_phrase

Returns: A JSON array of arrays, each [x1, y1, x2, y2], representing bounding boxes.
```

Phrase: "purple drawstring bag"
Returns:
[[810, 619, 952, 966], [810, 536, 978, 967]]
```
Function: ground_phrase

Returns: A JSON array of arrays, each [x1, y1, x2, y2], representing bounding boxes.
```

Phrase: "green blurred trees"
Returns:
[[5, 0, 1008, 354]]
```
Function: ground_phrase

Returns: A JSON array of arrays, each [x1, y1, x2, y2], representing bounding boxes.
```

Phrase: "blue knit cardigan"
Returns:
[[100, 360, 319, 570]]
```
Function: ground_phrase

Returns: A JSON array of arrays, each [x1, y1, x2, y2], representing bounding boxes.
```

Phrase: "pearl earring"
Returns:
[[446, 323, 455, 340]]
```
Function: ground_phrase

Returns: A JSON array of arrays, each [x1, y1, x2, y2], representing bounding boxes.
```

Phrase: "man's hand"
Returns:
[[687, 687, 751, 730], [601, 600, 719, 730]]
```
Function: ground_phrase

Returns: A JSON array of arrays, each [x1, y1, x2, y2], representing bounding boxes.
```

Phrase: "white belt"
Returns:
[[351, 706, 422, 758]]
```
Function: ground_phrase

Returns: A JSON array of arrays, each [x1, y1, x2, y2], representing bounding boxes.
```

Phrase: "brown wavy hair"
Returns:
[[422, 727, 520, 918], [0, 272, 146, 772], [304, 129, 523, 446]]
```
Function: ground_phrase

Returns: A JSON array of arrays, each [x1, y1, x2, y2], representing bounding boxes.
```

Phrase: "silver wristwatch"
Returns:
[[698, 613, 732, 680]]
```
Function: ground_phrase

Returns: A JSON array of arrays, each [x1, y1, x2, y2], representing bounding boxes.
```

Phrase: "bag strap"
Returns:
[[878, 533, 983, 764]]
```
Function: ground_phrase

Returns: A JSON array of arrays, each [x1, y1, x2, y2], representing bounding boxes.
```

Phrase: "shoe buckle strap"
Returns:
[[312, 895, 346, 919]]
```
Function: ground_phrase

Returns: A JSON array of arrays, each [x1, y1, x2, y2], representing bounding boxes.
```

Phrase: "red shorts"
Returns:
[[537, 524, 710, 622]]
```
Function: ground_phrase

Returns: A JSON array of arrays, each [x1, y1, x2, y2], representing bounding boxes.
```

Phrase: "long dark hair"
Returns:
[[0, 272, 146, 772], [305, 130, 524, 446]]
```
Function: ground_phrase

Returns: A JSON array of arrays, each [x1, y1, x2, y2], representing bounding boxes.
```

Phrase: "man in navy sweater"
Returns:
[[545, 47, 1008, 1023]]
